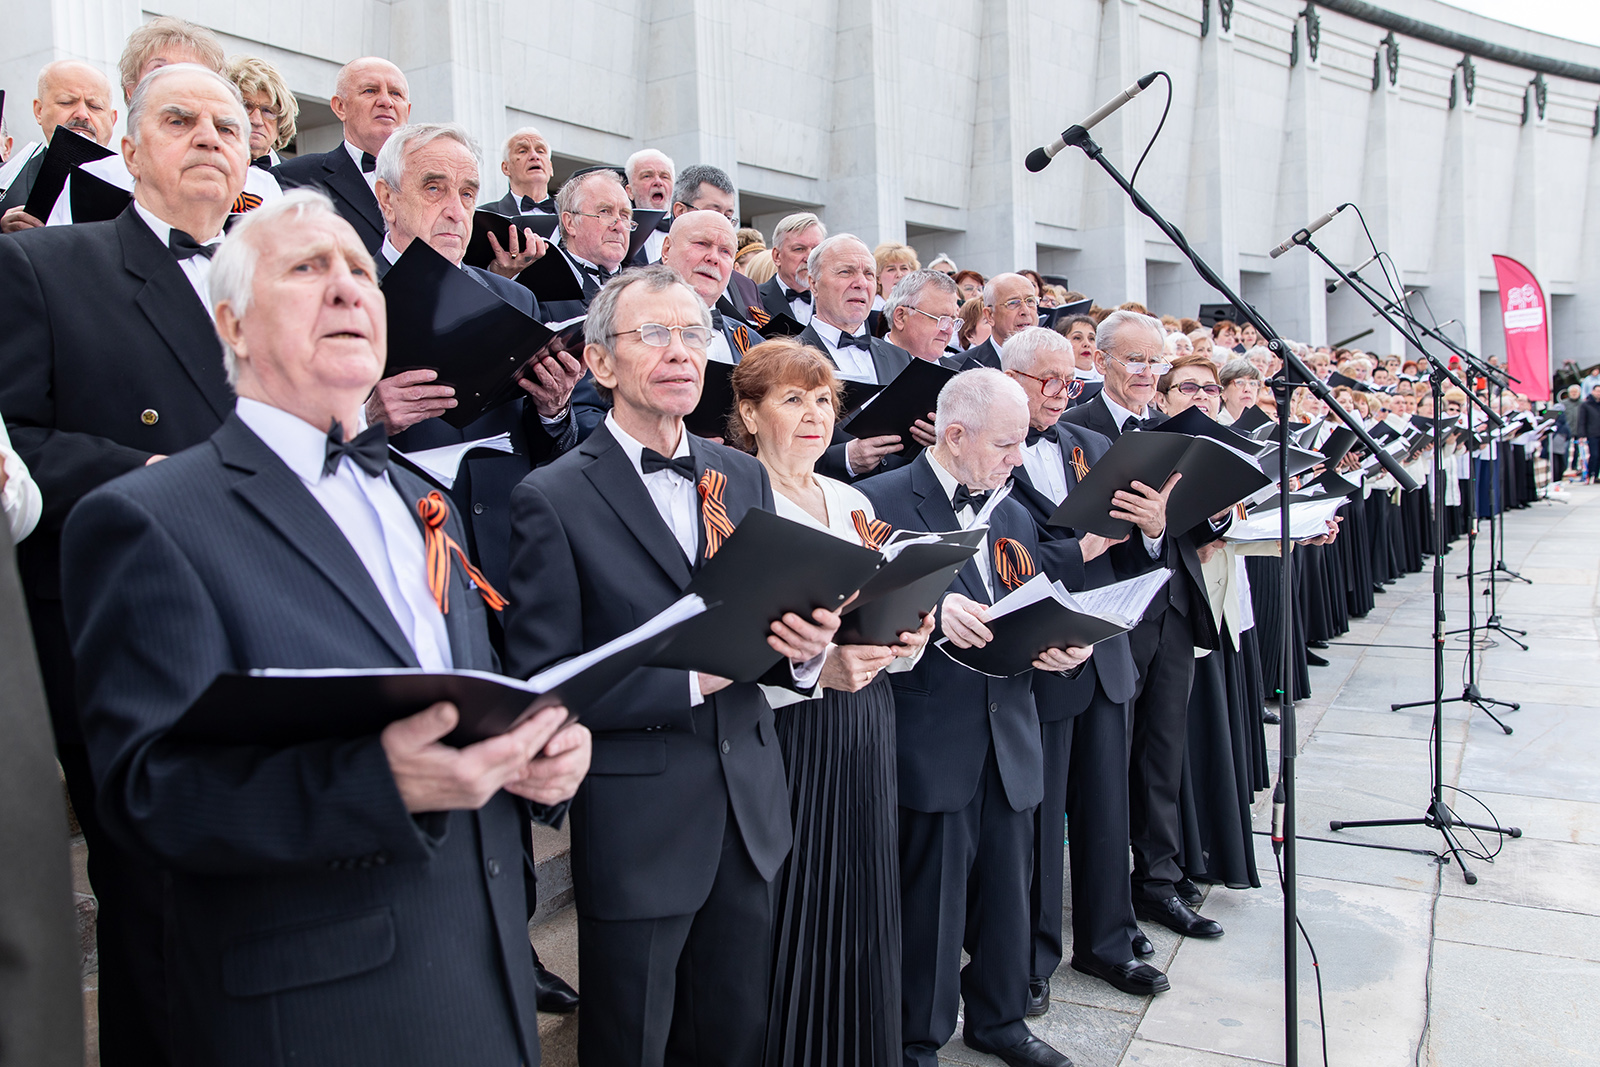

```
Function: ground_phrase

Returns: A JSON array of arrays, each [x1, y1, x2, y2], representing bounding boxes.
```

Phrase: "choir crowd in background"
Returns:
[[0, 17, 1569, 1067]]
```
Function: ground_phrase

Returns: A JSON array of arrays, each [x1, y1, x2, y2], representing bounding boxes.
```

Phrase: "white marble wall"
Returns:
[[5, 0, 1600, 370]]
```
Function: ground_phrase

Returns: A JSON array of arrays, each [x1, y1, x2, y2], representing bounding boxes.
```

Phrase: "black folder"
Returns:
[[1151, 405, 1264, 455], [628, 209, 667, 262], [685, 358, 736, 439], [835, 530, 983, 646], [462, 210, 559, 270], [515, 247, 587, 303], [1319, 427, 1358, 465], [1046, 430, 1270, 539], [1230, 405, 1271, 434], [23, 126, 115, 221], [68, 165, 132, 223], [648, 508, 885, 682], [758, 312, 808, 338], [173, 597, 706, 748], [838, 358, 954, 452], [382, 239, 563, 428]]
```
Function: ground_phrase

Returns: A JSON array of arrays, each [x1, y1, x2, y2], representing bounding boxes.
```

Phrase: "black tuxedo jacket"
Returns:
[[502, 424, 794, 920], [1009, 423, 1139, 720], [60, 416, 548, 1066], [378, 255, 576, 591], [488, 190, 555, 216], [796, 324, 913, 483], [726, 271, 762, 322], [858, 452, 1044, 814], [274, 147, 385, 254], [1060, 393, 1223, 650], [1067, 379, 1105, 408], [953, 337, 1001, 371], [758, 274, 803, 322], [0, 205, 232, 601]]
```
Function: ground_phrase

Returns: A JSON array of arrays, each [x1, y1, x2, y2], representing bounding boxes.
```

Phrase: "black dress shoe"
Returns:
[[1133, 930, 1154, 956], [1134, 895, 1224, 939], [973, 1034, 1074, 1067], [1026, 976, 1050, 1017], [1262, 709, 1281, 725], [1305, 649, 1329, 667], [533, 960, 579, 1013], [1308, 639, 1330, 649], [1175, 877, 1203, 906], [1071, 956, 1171, 996]]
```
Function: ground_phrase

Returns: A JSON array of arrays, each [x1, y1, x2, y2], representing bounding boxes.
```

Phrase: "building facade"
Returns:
[[5, 0, 1599, 370]]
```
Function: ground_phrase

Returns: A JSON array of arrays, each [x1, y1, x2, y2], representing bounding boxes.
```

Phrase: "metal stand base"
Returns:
[[1392, 686, 1518, 735], [1491, 561, 1532, 584], [1330, 801, 1522, 885]]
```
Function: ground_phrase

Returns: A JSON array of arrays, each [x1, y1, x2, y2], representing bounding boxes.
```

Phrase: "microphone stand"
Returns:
[[1056, 124, 1418, 1067], [1290, 238, 1522, 881]]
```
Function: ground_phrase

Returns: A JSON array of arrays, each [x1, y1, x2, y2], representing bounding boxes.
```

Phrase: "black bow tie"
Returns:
[[360, 151, 377, 173], [168, 230, 220, 261], [784, 286, 812, 305], [710, 309, 725, 332], [323, 420, 389, 478], [251, 154, 274, 171], [1123, 415, 1152, 433], [835, 331, 871, 352], [1026, 424, 1056, 447], [520, 195, 555, 213], [951, 485, 990, 514], [640, 448, 696, 481]]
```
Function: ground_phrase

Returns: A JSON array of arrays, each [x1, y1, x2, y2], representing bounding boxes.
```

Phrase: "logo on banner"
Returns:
[[1503, 284, 1543, 331]]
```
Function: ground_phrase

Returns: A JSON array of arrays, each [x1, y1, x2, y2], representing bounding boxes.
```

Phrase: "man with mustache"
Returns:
[[0, 62, 249, 1065], [658, 209, 754, 366], [0, 60, 118, 233]]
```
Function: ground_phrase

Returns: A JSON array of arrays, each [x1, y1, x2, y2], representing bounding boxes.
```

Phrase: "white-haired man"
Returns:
[[275, 56, 411, 253], [884, 268, 962, 363], [61, 190, 589, 1066], [1061, 310, 1231, 942], [0, 60, 249, 1065], [0, 60, 118, 232], [625, 147, 674, 262], [953, 272, 1040, 371], [859, 367, 1090, 1067], [757, 211, 826, 326], [659, 209, 756, 364], [491, 125, 557, 215]]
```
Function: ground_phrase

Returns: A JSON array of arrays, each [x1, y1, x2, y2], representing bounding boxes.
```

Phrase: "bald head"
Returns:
[[35, 60, 117, 145], [660, 210, 736, 306], [981, 272, 1039, 346], [331, 58, 411, 156]]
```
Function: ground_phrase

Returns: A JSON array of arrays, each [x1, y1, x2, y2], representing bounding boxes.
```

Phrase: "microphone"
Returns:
[[1026, 72, 1161, 173], [1326, 252, 1380, 293], [1269, 203, 1349, 259]]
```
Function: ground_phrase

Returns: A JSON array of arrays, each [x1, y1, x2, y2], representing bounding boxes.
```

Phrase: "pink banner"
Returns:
[[1491, 254, 1550, 401]]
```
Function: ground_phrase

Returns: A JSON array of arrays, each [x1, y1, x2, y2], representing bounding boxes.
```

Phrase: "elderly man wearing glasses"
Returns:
[[953, 272, 1041, 371], [1061, 310, 1233, 944]]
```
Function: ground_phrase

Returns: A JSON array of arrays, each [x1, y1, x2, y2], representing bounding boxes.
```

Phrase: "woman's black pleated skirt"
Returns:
[[1343, 496, 1375, 617], [1239, 625, 1271, 792], [1177, 638, 1262, 890], [767, 672, 901, 1067], [1246, 554, 1309, 703]]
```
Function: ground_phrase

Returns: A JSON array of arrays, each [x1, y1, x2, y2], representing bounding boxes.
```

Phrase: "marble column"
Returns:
[[391, 0, 506, 190], [1267, 49, 1326, 345], [1428, 67, 1482, 361], [960, 0, 1034, 277], [638, 0, 740, 207], [1074, 0, 1146, 308], [815, 0, 906, 246]]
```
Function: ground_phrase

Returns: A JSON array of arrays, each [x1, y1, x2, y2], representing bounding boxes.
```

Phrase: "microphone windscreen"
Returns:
[[1025, 147, 1052, 173]]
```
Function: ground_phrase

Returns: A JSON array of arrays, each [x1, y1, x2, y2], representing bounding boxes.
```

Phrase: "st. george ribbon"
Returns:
[[1026, 72, 1161, 173], [1269, 203, 1350, 259]]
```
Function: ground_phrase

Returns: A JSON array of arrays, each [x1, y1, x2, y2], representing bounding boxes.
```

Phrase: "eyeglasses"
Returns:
[[996, 295, 1040, 311], [908, 306, 958, 331], [1170, 381, 1222, 397], [244, 102, 282, 121], [568, 208, 637, 231], [1105, 352, 1173, 377], [608, 323, 715, 350], [1011, 370, 1075, 398]]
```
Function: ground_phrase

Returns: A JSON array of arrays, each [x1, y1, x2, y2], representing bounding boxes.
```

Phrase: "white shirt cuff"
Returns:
[[688, 671, 704, 707], [1142, 531, 1164, 558], [791, 649, 826, 690], [539, 407, 569, 425]]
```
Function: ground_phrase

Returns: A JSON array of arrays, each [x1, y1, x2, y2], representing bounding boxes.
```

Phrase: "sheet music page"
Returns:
[[1070, 569, 1173, 627], [402, 432, 514, 488]]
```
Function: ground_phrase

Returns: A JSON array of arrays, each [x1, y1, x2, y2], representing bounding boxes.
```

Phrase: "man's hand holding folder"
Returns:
[[939, 592, 1092, 674], [382, 702, 590, 812]]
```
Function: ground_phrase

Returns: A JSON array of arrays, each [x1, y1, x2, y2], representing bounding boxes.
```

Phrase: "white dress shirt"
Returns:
[[776, 278, 815, 325], [641, 228, 666, 263], [236, 398, 453, 671], [1021, 433, 1069, 506], [1099, 393, 1165, 558], [808, 318, 878, 384], [343, 140, 379, 194], [133, 202, 219, 319], [604, 413, 823, 698], [0, 418, 42, 543], [927, 453, 994, 600]]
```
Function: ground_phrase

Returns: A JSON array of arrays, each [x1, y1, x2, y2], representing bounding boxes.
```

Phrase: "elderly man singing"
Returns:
[[62, 190, 590, 1066]]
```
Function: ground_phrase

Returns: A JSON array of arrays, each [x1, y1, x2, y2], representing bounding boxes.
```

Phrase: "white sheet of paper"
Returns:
[[402, 432, 514, 488], [1227, 498, 1345, 542], [1069, 568, 1173, 627]]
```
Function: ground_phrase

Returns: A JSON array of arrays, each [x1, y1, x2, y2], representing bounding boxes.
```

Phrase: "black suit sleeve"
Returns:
[[0, 240, 153, 530], [62, 486, 441, 875]]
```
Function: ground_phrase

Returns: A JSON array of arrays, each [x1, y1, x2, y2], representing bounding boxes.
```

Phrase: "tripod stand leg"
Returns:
[[1329, 817, 1431, 831], [1436, 819, 1479, 885], [1472, 703, 1513, 735]]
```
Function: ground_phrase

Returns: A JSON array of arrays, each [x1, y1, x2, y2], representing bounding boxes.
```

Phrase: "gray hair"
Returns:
[[1242, 344, 1276, 365], [805, 233, 868, 290], [934, 367, 1028, 441], [999, 326, 1073, 374], [118, 15, 224, 99], [772, 212, 825, 246], [501, 125, 547, 165], [884, 269, 957, 319], [126, 63, 245, 146], [1095, 309, 1165, 361], [583, 264, 711, 404], [927, 252, 958, 272], [672, 162, 733, 207], [625, 147, 674, 183], [210, 190, 347, 386], [1219, 357, 1262, 386], [555, 167, 626, 217], [374, 122, 480, 194]]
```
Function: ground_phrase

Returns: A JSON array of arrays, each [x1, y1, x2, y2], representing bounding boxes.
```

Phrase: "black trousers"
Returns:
[[34, 592, 171, 1067], [1587, 437, 1600, 480], [575, 802, 774, 1067], [899, 747, 1034, 1066], [1125, 605, 1197, 902], [1029, 694, 1138, 980]]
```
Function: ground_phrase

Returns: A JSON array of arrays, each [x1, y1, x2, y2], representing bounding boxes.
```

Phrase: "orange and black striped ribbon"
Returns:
[[747, 306, 772, 328], [850, 509, 893, 550], [698, 468, 737, 559], [993, 537, 1036, 592], [231, 191, 264, 214], [732, 325, 753, 357], [1069, 446, 1090, 481], [416, 491, 508, 614]]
